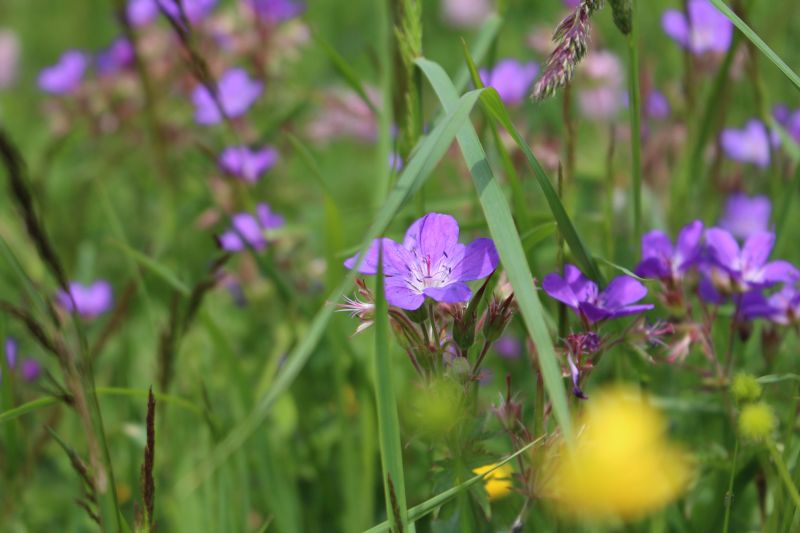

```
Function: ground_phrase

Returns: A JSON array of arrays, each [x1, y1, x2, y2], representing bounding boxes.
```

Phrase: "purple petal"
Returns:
[[705, 228, 741, 271], [38, 50, 87, 94], [698, 273, 726, 304], [384, 277, 425, 310], [5, 338, 17, 367], [675, 220, 704, 271], [483, 59, 539, 106], [718, 193, 771, 240], [741, 231, 775, 271], [218, 230, 245, 252], [344, 238, 402, 275], [636, 230, 672, 278], [563, 264, 597, 303], [721, 120, 771, 168], [231, 213, 266, 250], [542, 272, 580, 309], [578, 302, 612, 324], [601, 276, 649, 308], [256, 203, 284, 230], [423, 282, 472, 303], [662, 10, 689, 48], [450, 238, 498, 281], [21, 359, 41, 381], [762, 260, 800, 285], [404, 213, 460, 261], [687, 0, 732, 53]]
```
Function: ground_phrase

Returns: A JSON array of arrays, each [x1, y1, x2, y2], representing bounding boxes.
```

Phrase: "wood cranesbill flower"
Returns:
[[218, 145, 279, 183], [192, 68, 263, 125], [217, 203, 284, 252], [661, 0, 732, 55], [479, 59, 539, 106], [38, 50, 88, 94], [542, 264, 653, 324], [635, 220, 704, 283], [56, 281, 113, 319], [720, 120, 771, 168], [97, 38, 135, 76], [246, 0, 305, 23], [718, 193, 771, 241], [741, 286, 800, 325], [344, 213, 499, 311], [704, 228, 799, 291], [126, 0, 217, 27]]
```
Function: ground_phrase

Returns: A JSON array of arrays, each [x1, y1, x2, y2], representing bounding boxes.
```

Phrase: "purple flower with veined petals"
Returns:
[[636, 220, 704, 282], [479, 59, 539, 106], [704, 228, 799, 292], [246, 0, 305, 23], [662, 0, 732, 55], [219, 145, 278, 183], [542, 264, 654, 324], [344, 213, 499, 310], [38, 50, 88, 94], [721, 120, 771, 168], [192, 68, 263, 125], [97, 39, 135, 76], [718, 193, 771, 241], [742, 286, 800, 325], [218, 203, 284, 252], [56, 281, 113, 319], [126, 0, 217, 26]]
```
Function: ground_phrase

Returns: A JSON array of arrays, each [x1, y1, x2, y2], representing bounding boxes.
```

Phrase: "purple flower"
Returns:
[[718, 193, 771, 241], [647, 90, 670, 120], [479, 59, 539, 106], [773, 104, 800, 143], [126, 0, 217, 26], [542, 264, 654, 324], [0, 30, 20, 89], [219, 145, 278, 183], [246, 0, 305, 23], [741, 286, 800, 325], [56, 281, 114, 318], [704, 228, 799, 291], [2, 338, 42, 382], [720, 120, 771, 168], [389, 152, 403, 172], [636, 220, 704, 282], [5, 338, 16, 368], [192, 68, 263, 125], [344, 213, 499, 310], [662, 0, 733, 55], [218, 203, 284, 252], [97, 39, 135, 76], [441, 0, 492, 28], [563, 0, 581, 7], [493, 335, 522, 359], [38, 50, 88, 94]]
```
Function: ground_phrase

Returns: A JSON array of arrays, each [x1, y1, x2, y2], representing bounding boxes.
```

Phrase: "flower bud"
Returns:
[[609, 0, 632, 35], [738, 402, 776, 442], [731, 372, 762, 403]]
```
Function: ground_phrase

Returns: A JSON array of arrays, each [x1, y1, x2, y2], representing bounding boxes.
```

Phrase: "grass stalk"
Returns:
[[626, 0, 643, 240]]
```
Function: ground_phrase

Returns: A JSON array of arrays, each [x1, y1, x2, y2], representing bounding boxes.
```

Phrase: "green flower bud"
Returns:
[[731, 372, 762, 403], [738, 402, 776, 442]]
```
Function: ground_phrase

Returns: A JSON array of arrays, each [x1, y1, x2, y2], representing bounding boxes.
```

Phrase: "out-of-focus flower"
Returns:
[[635, 220, 704, 282], [577, 51, 625, 121], [3, 338, 42, 382], [218, 145, 278, 183], [479, 59, 539, 106], [731, 372, 762, 403], [662, 0, 732, 55], [563, 0, 581, 8], [718, 193, 771, 241], [773, 104, 800, 143], [127, 0, 217, 26], [704, 228, 798, 292], [441, 0, 492, 28], [473, 463, 514, 501], [741, 286, 800, 325], [217, 202, 284, 252], [97, 38, 135, 76], [56, 281, 113, 318], [388, 152, 403, 172], [247, 0, 305, 23], [738, 402, 775, 442], [646, 90, 670, 119], [544, 386, 692, 520], [344, 213, 499, 310], [38, 50, 88, 94], [494, 335, 522, 359], [720, 119, 771, 168], [192, 68, 263, 125], [542, 264, 653, 324], [0, 29, 20, 89], [306, 87, 380, 144]]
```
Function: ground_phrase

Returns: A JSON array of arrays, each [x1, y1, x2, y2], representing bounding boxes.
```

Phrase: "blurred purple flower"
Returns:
[[704, 228, 799, 291], [563, 0, 581, 7], [2, 338, 41, 382], [344, 213, 499, 310], [647, 90, 670, 119], [479, 59, 539, 106], [636, 220, 704, 282], [577, 51, 625, 121], [56, 281, 113, 319], [218, 203, 284, 252], [441, 0, 492, 28], [542, 264, 653, 324], [721, 120, 771, 168], [247, 0, 305, 23], [193, 68, 263, 125], [742, 286, 800, 325], [662, 0, 732, 55], [219, 145, 278, 183], [38, 50, 88, 94], [718, 193, 771, 241], [389, 152, 403, 172], [127, 0, 217, 26], [493, 335, 522, 359], [773, 104, 800, 143], [4, 338, 16, 368], [97, 39, 135, 75], [0, 29, 20, 89]]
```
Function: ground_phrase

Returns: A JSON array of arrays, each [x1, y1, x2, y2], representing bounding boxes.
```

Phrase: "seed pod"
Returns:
[[610, 0, 632, 35]]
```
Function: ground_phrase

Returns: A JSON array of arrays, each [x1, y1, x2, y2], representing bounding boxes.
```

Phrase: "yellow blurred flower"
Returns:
[[544, 386, 692, 521], [473, 463, 514, 501]]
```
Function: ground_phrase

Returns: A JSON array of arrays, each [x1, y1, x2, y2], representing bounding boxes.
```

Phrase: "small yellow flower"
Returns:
[[544, 386, 692, 521], [738, 402, 776, 442], [473, 463, 514, 501]]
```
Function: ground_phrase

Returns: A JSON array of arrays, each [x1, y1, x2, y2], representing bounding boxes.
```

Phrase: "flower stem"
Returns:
[[767, 440, 800, 511], [626, 0, 643, 241], [722, 437, 740, 533]]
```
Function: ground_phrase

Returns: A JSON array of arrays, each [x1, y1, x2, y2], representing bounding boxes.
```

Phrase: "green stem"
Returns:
[[768, 440, 800, 511], [723, 438, 740, 532], [626, 0, 643, 241]]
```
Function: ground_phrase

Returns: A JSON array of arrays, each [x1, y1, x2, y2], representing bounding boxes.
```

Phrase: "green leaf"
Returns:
[[415, 58, 573, 441], [312, 28, 378, 115]]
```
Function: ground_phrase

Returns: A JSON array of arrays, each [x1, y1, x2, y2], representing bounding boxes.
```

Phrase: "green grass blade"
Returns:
[[178, 89, 487, 494], [627, 0, 643, 239], [708, 0, 800, 91], [109, 240, 190, 295], [362, 437, 541, 533], [453, 14, 503, 93], [415, 58, 573, 441], [373, 249, 409, 532]]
